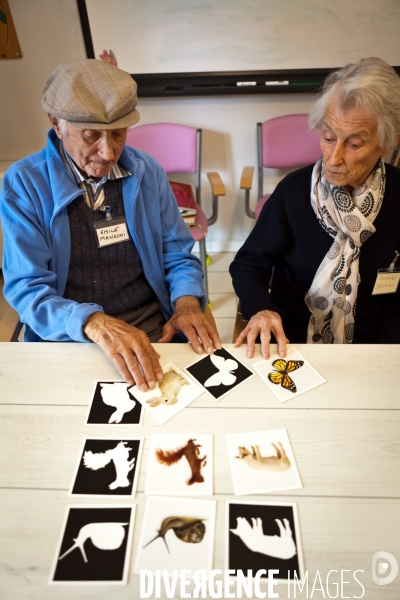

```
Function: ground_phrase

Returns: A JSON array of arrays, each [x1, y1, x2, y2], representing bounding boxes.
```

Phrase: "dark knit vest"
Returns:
[[64, 178, 156, 315]]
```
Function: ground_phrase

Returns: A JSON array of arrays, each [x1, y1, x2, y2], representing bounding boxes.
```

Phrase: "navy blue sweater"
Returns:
[[230, 164, 400, 343]]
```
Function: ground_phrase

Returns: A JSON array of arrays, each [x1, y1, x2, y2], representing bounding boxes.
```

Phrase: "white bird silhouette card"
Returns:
[[135, 496, 216, 577], [185, 347, 255, 401], [226, 429, 302, 495], [50, 505, 135, 584], [227, 500, 304, 582], [69, 438, 143, 498], [146, 434, 213, 496], [129, 362, 204, 425], [85, 381, 143, 426], [253, 348, 326, 402]]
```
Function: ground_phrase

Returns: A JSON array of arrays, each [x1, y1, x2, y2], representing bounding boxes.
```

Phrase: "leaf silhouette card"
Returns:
[[227, 500, 304, 583], [253, 348, 326, 402], [185, 347, 255, 401], [226, 429, 302, 495], [130, 362, 204, 425], [146, 434, 213, 496], [50, 505, 135, 584], [135, 496, 216, 577], [69, 437, 143, 498], [85, 380, 143, 426]]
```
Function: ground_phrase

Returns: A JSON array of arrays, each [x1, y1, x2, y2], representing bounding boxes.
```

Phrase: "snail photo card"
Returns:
[[253, 347, 326, 402], [226, 500, 304, 583], [69, 437, 143, 498], [185, 347, 255, 401], [135, 496, 216, 576], [130, 362, 204, 425], [226, 429, 302, 495], [145, 434, 213, 496], [50, 505, 135, 584], [85, 380, 143, 426]]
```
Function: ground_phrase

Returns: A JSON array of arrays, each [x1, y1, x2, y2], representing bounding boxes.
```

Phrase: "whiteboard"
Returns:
[[84, 0, 400, 74]]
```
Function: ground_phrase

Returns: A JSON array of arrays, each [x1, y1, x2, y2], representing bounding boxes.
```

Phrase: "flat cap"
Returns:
[[41, 59, 140, 129]]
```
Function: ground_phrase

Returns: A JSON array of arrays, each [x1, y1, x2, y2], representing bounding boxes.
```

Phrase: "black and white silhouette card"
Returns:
[[85, 381, 143, 426], [227, 500, 304, 582], [70, 438, 143, 497], [50, 505, 135, 584], [185, 347, 255, 401]]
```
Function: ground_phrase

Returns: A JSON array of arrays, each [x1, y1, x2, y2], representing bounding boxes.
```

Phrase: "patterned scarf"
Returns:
[[306, 157, 385, 343]]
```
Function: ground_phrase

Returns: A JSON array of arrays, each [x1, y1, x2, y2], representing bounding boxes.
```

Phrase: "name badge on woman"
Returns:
[[371, 251, 400, 295], [92, 206, 129, 248]]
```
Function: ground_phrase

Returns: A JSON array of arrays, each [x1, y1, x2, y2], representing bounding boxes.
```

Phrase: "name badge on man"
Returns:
[[93, 216, 129, 248]]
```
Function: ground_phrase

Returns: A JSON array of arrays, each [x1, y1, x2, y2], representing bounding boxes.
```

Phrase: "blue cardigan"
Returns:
[[0, 130, 205, 342]]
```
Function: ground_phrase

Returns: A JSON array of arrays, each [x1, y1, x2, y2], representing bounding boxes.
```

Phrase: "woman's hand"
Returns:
[[234, 309, 289, 359]]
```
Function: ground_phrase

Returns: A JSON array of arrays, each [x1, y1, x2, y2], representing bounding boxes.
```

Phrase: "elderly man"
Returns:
[[0, 59, 221, 389], [231, 57, 400, 359]]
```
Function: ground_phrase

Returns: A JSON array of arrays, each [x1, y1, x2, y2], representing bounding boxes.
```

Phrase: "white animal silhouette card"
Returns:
[[253, 348, 326, 402], [227, 500, 304, 582], [226, 429, 302, 495], [50, 505, 135, 584], [146, 434, 213, 496], [70, 438, 143, 497], [85, 381, 143, 426], [130, 362, 204, 425], [185, 347, 255, 401], [135, 496, 216, 577]]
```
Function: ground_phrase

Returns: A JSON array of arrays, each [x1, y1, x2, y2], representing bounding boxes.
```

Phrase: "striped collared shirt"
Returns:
[[59, 142, 131, 210]]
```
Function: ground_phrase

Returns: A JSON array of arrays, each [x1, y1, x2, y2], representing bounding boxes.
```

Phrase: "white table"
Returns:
[[0, 343, 399, 599]]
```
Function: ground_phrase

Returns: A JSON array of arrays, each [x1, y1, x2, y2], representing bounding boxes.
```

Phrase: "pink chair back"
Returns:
[[261, 114, 321, 168], [126, 123, 197, 173]]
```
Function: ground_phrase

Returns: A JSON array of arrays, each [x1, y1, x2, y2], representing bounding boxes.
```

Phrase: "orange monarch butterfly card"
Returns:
[[253, 348, 326, 402]]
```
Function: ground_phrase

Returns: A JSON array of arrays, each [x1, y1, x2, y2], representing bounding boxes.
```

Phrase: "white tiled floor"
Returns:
[[0, 252, 237, 343]]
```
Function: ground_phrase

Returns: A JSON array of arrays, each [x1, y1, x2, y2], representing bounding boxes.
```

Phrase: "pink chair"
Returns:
[[126, 123, 225, 301], [240, 114, 321, 219]]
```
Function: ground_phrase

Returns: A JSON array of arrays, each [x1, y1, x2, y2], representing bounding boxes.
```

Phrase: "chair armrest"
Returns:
[[240, 166, 254, 190], [0, 306, 22, 342], [206, 171, 226, 196]]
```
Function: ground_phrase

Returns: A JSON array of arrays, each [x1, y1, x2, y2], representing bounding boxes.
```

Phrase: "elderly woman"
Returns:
[[230, 57, 400, 359]]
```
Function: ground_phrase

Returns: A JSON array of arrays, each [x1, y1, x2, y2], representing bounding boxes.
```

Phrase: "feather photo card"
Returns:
[[226, 429, 302, 495], [146, 434, 213, 496], [130, 362, 204, 425], [253, 348, 326, 402], [185, 347, 255, 401]]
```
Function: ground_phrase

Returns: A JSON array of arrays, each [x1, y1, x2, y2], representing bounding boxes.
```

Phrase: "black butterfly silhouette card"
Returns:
[[69, 437, 143, 498], [185, 347, 255, 401], [226, 429, 302, 495], [129, 362, 204, 425], [134, 496, 216, 577], [85, 381, 143, 426], [226, 500, 304, 583], [145, 433, 213, 496], [253, 348, 326, 402], [50, 505, 135, 583]]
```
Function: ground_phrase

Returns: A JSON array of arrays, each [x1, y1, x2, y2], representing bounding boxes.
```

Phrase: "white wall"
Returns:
[[0, 0, 317, 251]]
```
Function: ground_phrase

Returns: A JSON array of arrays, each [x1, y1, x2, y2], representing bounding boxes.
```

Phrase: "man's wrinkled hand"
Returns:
[[158, 296, 222, 355], [83, 312, 164, 390], [234, 309, 289, 359]]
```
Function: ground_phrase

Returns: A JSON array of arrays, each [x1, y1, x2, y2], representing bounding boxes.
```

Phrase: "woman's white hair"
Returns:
[[309, 57, 400, 150]]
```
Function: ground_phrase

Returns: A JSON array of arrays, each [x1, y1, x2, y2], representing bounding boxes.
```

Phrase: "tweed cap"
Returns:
[[41, 59, 140, 129]]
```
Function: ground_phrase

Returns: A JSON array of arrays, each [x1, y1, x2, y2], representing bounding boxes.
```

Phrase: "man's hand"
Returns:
[[83, 312, 164, 390], [234, 309, 288, 359], [158, 296, 222, 354]]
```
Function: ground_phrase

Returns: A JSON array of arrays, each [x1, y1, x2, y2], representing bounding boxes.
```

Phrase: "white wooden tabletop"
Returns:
[[0, 342, 399, 599]]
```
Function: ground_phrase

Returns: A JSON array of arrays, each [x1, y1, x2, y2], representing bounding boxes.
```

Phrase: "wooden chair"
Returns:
[[0, 306, 22, 342]]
